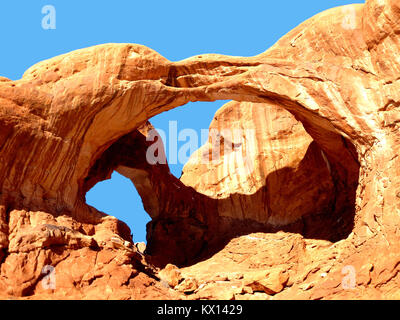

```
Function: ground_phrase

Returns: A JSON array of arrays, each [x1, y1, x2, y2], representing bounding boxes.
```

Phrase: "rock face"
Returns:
[[127, 102, 343, 266], [181, 101, 335, 227], [0, 0, 400, 299]]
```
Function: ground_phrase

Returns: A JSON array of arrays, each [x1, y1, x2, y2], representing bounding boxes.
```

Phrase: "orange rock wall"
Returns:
[[0, 0, 399, 299]]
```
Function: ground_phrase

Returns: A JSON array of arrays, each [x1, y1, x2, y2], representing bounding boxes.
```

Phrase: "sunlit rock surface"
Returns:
[[0, 0, 400, 299]]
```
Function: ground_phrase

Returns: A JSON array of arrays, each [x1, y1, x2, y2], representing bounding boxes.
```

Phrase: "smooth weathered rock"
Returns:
[[158, 264, 183, 288], [181, 101, 335, 227], [175, 277, 199, 294], [242, 269, 289, 295], [0, 0, 399, 299]]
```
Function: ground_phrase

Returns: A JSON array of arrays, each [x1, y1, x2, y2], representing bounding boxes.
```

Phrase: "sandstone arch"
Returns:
[[0, 0, 399, 298]]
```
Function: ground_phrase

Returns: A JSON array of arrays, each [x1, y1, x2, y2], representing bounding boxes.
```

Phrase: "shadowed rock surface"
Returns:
[[0, 0, 400, 299]]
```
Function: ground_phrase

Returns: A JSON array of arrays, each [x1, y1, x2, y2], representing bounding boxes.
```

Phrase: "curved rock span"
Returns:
[[0, 0, 400, 299]]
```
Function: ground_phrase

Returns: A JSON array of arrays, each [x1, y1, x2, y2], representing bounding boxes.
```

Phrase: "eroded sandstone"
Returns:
[[0, 0, 399, 299]]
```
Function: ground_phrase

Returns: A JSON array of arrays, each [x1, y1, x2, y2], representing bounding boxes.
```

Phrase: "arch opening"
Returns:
[[142, 100, 360, 266], [149, 100, 231, 178], [81, 98, 360, 267], [86, 171, 151, 244]]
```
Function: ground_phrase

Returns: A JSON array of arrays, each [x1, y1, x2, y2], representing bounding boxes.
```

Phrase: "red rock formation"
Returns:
[[0, 0, 400, 299], [180, 101, 336, 228], [88, 102, 338, 267]]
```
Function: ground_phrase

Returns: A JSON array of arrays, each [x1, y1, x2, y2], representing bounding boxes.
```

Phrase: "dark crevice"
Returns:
[[164, 65, 180, 88]]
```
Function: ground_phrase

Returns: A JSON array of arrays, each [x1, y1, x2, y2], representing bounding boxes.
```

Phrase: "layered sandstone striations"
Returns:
[[0, 0, 400, 299]]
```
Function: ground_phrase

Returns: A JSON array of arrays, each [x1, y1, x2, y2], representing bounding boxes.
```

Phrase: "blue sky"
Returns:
[[0, 0, 364, 243]]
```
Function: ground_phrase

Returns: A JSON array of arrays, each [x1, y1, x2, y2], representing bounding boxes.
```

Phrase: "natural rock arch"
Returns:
[[0, 0, 399, 298]]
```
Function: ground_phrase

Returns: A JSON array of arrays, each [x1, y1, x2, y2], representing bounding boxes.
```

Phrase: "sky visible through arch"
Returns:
[[0, 0, 364, 243]]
